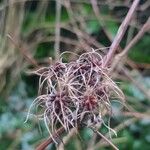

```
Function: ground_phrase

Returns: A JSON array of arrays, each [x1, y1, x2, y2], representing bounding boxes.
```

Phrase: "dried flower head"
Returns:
[[25, 49, 124, 142]]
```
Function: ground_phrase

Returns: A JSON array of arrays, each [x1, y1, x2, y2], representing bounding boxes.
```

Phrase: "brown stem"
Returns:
[[111, 17, 150, 71], [54, 0, 62, 61], [103, 0, 140, 67], [119, 17, 150, 57], [123, 112, 150, 119], [36, 127, 65, 150], [90, 127, 119, 150]]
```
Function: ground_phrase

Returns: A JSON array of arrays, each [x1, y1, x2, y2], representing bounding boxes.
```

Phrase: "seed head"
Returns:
[[25, 49, 124, 142]]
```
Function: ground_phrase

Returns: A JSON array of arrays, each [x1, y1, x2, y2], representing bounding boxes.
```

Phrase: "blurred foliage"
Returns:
[[0, 0, 150, 150], [128, 35, 150, 63]]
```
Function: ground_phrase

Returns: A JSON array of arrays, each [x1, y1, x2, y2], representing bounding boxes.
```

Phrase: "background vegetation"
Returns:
[[0, 0, 150, 150]]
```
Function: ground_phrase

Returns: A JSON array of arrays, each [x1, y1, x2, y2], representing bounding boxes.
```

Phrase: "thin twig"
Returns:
[[123, 112, 150, 119], [111, 17, 150, 71], [63, 0, 91, 50], [90, 0, 112, 40], [57, 128, 77, 150], [119, 18, 150, 57], [97, 137, 127, 148], [90, 127, 119, 150], [7, 34, 38, 67], [122, 67, 150, 101], [104, 0, 140, 67], [54, 0, 62, 61], [94, 118, 137, 149], [127, 59, 150, 69]]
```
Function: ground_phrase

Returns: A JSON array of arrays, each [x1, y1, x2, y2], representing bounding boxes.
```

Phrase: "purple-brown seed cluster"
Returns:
[[27, 50, 124, 137]]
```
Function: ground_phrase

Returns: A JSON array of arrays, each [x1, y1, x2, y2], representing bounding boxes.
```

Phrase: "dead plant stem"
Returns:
[[54, 0, 62, 61], [90, 126, 119, 150], [104, 0, 140, 67], [36, 127, 65, 150], [111, 17, 150, 71]]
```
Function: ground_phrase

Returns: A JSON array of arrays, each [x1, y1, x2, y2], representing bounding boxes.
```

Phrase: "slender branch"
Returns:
[[122, 67, 150, 100], [103, 0, 140, 67], [123, 112, 150, 119], [90, 127, 119, 150], [90, 0, 112, 41], [36, 127, 65, 150], [94, 118, 137, 149], [7, 34, 38, 67], [86, 124, 101, 150], [54, 0, 62, 61], [118, 17, 150, 58], [111, 17, 150, 71]]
